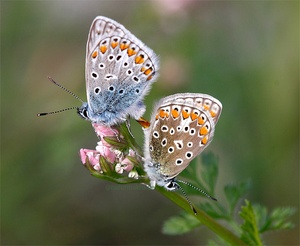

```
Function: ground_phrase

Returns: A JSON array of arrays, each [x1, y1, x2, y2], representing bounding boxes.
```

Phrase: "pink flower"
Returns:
[[96, 141, 116, 163], [120, 158, 134, 172], [92, 123, 119, 139], [81, 124, 140, 178], [80, 148, 101, 171]]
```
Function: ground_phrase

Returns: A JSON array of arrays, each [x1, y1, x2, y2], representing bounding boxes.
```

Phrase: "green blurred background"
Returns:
[[1, 1, 298, 245]]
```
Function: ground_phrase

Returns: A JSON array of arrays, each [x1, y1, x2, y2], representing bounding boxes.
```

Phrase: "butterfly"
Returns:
[[143, 93, 222, 213], [38, 16, 159, 127], [77, 16, 159, 125]]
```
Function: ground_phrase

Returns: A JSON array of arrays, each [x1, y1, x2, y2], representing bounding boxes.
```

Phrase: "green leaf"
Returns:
[[257, 206, 296, 233], [239, 200, 263, 246], [162, 212, 201, 235], [179, 152, 218, 197], [103, 136, 129, 151], [99, 155, 113, 174], [224, 180, 251, 215], [200, 152, 219, 194], [199, 202, 230, 220]]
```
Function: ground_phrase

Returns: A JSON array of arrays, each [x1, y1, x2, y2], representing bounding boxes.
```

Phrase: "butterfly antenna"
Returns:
[[37, 106, 79, 116], [177, 179, 217, 202], [47, 76, 84, 103], [175, 182, 197, 215], [37, 77, 84, 117]]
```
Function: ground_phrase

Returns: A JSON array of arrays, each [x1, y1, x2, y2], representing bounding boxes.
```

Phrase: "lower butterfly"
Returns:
[[142, 93, 222, 214]]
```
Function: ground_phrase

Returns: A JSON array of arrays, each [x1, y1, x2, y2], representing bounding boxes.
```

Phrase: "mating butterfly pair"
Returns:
[[39, 16, 222, 212]]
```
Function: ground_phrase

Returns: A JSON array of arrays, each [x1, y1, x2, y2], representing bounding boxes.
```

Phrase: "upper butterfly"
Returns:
[[78, 16, 159, 126]]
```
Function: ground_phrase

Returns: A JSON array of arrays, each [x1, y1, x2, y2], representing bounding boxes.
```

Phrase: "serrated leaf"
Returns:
[[239, 200, 263, 246], [200, 152, 218, 194], [224, 180, 251, 215], [258, 206, 296, 233], [199, 202, 230, 220], [252, 203, 268, 231], [179, 152, 219, 197], [162, 212, 201, 235], [208, 237, 232, 246]]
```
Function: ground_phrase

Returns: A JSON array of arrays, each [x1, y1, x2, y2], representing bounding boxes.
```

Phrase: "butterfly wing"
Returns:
[[85, 16, 159, 125], [145, 93, 222, 179]]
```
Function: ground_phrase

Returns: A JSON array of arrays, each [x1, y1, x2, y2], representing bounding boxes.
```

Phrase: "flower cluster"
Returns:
[[80, 123, 143, 182]]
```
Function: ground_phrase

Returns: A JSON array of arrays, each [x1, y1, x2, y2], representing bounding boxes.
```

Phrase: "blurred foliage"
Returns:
[[1, 1, 298, 245], [162, 154, 295, 245]]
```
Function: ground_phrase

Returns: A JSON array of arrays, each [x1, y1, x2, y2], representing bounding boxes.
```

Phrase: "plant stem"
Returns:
[[157, 186, 247, 246]]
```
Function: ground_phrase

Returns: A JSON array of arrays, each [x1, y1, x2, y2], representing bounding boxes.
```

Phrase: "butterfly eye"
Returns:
[[78, 107, 89, 120]]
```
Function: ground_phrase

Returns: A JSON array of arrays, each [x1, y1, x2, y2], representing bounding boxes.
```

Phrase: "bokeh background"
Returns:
[[1, 1, 298, 245]]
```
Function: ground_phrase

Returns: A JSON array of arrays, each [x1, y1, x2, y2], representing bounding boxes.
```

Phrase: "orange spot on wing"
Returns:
[[120, 43, 129, 50], [200, 126, 208, 135], [190, 112, 198, 121], [144, 68, 152, 75], [201, 136, 208, 145], [198, 117, 205, 125], [135, 55, 145, 64], [141, 66, 146, 72], [210, 111, 216, 117], [100, 45, 107, 54], [111, 41, 118, 49], [92, 51, 98, 58], [159, 110, 169, 118], [147, 75, 153, 81], [127, 48, 137, 56], [182, 110, 190, 119], [203, 104, 209, 110], [172, 109, 180, 119]]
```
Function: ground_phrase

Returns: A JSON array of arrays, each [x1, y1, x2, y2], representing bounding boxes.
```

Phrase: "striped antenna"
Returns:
[[37, 77, 84, 117]]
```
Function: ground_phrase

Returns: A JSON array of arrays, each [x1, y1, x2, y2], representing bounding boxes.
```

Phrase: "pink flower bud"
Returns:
[[96, 141, 116, 163], [92, 123, 118, 139], [80, 148, 100, 168], [120, 157, 134, 172]]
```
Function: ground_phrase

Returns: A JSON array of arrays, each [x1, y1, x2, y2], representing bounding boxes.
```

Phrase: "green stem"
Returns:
[[118, 123, 143, 155], [157, 186, 247, 246]]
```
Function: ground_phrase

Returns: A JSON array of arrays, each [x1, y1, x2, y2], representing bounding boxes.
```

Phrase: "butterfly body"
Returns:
[[78, 16, 159, 125]]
